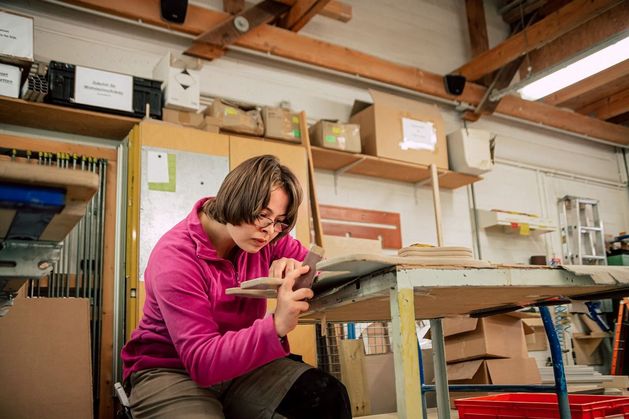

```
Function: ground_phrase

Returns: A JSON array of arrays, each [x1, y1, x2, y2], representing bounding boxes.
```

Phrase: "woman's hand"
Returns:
[[269, 257, 303, 279], [274, 265, 314, 338]]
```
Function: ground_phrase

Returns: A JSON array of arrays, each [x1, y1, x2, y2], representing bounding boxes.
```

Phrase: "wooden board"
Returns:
[[0, 160, 100, 242], [320, 205, 401, 250], [339, 339, 371, 416], [313, 253, 491, 292], [301, 284, 627, 322], [0, 97, 138, 140]]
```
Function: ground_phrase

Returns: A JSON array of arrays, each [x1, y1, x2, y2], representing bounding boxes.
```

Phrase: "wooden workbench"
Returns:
[[301, 256, 629, 418]]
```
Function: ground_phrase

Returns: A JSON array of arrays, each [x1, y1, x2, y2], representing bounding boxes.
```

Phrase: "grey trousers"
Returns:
[[129, 357, 312, 419]]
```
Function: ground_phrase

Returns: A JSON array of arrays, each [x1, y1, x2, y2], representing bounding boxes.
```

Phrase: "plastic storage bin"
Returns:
[[455, 393, 629, 419]]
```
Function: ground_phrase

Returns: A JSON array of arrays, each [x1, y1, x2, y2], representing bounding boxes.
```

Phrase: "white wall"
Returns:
[[4, 0, 629, 263]]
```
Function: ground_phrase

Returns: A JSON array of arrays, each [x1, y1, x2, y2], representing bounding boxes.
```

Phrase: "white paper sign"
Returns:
[[0, 11, 33, 60], [147, 151, 170, 183], [74, 66, 133, 112], [400, 118, 437, 151]]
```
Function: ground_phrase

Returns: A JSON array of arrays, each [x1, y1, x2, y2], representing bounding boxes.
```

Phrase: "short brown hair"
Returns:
[[203, 155, 303, 241]]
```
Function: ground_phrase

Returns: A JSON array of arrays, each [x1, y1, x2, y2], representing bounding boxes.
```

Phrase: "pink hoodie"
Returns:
[[121, 198, 308, 387]]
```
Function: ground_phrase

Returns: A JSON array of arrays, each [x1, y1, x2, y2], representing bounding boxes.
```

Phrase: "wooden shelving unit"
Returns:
[[310, 146, 481, 189], [0, 98, 480, 189], [0, 97, 140, 140]]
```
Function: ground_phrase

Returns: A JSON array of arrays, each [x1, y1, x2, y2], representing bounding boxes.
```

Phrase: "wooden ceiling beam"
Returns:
[[523, 3, 628, 76], [319, 0, 352, 22], [501, 0, 546, 25], [465, 0, 496, 87], [224, 0, 245, 15], [497, 94, 629, 144], [194, 0, 289, 47], [279, 0, 333, 32], [58, 0, 629, 146], [454, 0, 623, 81], [274, 0, 351, 23], [543, 60, 629, 106], [465, 0, 489, 58], [577, 89, 629, 121], [464, 56, 526, 122]]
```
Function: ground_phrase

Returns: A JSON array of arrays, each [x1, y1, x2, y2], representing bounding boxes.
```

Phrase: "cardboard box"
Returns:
[[210, 99, 264, 136], [309, 120, 361, 153], [262, 106, 302, 142], [0, 298, 93, 418], [0, 10, 33, 64], [162, 108, 221, 133], [0, 62, 22, 98], [163, 107, 205, 128], [350, 89, 448, 168], [363, 349, 437, 415], [203, 116, 220, 133], [153, 52, 202, 111], [448, 357, 541, 408], [443, 315, 528, 363], [523, 317, 548, 352]]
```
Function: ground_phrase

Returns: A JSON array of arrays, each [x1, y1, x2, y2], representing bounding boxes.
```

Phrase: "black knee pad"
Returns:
[[276, 368, 352, 419]]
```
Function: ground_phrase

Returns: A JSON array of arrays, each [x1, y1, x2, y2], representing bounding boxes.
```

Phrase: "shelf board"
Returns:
[[310, 146, 481, 189], [0, 97, 140, 139], [477, 209, 556, 235]]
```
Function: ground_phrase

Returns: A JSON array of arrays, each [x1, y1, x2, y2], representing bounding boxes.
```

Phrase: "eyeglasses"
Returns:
[[255, 214, 290, 232]]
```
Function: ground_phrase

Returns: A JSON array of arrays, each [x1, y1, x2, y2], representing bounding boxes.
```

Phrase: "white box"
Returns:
[[0, 63, 22, 98], [74, 65, 133, 112], [153, 52, 202, 111], [447, 128, 494, 175], [0, 10, 34, 62]]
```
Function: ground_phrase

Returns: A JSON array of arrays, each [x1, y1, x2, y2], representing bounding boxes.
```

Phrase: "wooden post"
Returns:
[[300, 111, 325, 247]]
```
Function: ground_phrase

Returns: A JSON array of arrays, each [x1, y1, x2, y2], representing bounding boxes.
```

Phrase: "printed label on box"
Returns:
[[0, 63, 21, 98], [400, 118, 437, 151], [0, 11, 33, 60], [74, 66, 133, 112]]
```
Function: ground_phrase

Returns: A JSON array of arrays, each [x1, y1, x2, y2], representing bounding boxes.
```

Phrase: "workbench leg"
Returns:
[[540, 305, 572, 419], [430, 319, 451, 419], [390, 286, 422, 419]]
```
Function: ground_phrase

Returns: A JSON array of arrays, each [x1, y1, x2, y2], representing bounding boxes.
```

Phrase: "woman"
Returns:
[[121, 155, 351, 418]]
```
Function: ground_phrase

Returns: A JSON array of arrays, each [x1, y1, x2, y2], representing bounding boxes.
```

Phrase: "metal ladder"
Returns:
[[558, 196, 607, 266]]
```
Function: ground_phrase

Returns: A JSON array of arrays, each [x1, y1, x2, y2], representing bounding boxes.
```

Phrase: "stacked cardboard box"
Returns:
[[443, 314, 541, 405], [309, 120, 361, 153], [262, 106, 302, 143], [209, 99, 264, 136], [161, 107, 220, 133], [349, 89, 448, 169]]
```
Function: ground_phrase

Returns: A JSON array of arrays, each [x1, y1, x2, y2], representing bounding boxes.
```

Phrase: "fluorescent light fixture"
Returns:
[[517, 34, 629, 101]]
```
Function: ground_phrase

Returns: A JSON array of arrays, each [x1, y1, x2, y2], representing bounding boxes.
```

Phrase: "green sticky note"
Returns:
[[324, 135, 336, 143], [293, 129, 301, 138], [148, 153, 176, 192]]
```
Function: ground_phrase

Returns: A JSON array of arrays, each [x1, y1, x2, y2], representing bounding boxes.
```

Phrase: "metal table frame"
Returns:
[[306, 266, 629, 419]]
